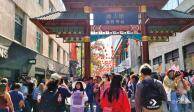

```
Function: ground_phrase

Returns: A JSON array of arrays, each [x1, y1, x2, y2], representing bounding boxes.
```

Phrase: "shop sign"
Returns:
[[93, 12, 138, 25], [48, 63, 55, 71], [0, 45, 8, 58], [91, 25, 140, 32], [28, 59, 36, 64]]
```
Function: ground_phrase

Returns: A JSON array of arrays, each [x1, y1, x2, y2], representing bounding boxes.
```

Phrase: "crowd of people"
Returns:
[[0, 64, 194, 112]]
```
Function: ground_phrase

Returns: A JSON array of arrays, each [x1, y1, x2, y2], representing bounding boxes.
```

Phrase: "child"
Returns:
[[70, 81, 88, 112]]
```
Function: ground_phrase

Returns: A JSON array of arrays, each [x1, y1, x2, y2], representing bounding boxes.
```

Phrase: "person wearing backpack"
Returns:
[[70, 81, 88, 112], [135, 64, 167, 112], [100, 74, 131, 112], [39, 73, 62, 112]]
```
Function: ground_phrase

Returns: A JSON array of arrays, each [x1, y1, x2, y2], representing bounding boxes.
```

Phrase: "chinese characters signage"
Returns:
[[93, 12, 138, 25]]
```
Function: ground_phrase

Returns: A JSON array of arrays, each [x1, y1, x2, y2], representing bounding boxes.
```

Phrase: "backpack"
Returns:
[[40, 90, 58, 112], [141, 79, 162, 110]]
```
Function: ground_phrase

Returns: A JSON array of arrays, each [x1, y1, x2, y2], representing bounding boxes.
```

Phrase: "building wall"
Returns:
[[0, 0, 69, 66], [149, 0, 194, 73], [129, 39, 141, 73]]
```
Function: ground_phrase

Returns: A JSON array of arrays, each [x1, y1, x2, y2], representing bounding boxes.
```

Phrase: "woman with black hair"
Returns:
[[70, 81, 88, 112], [100, 74, 131, 112], [100, 74, 110, 98]]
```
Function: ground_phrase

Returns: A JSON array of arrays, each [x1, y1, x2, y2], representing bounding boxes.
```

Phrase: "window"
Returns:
[[15, 14, 23, 43], [36, 0, 43, 6], [49, 39, 53, 58], [153, 56, 162, 65], [49, 1, 54, 12], [57, 46, 60, 62], [63, 51, 66, 65], [36, 32, 41, 53], [165, 49, 179, 63]]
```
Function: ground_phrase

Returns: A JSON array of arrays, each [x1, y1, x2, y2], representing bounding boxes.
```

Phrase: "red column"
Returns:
[[71, 43, 78, 61], [141, 7, 149, 64], [84, 42, 91, 78]]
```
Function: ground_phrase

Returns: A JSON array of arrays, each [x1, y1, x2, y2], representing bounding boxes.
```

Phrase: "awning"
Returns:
[[146, 9, 194, 35], [30, 11, 90, 36]]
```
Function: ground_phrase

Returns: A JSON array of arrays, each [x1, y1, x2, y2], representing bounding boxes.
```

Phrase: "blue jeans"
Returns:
[[168, 91, 178, 112], [23, 99, 32, 112], [84, 102, 94, 112], [95, 102, 102, 112], [178, 104, 189, 112]]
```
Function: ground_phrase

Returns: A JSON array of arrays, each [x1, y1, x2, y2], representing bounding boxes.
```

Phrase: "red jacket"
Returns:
[[100, 88, 131, 112]]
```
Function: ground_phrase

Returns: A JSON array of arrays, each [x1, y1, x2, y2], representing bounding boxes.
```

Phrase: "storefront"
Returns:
[[0, 39, 69, 83], [184, 42, 194, 71]]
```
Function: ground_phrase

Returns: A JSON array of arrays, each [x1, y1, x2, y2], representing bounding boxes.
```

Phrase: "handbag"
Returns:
[[178, 94, 191, 104]]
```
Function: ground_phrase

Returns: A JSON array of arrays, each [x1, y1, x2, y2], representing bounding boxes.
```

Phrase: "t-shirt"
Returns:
[[9, 90, 24, 111]]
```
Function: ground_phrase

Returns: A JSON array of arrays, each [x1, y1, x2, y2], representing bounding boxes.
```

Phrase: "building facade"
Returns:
[[149, 0, 194, 73], [113, 36, 141, 74], [0, 0, 70, 82]]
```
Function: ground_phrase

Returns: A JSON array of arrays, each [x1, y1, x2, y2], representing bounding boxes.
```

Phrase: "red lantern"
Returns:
[[111, 46, 113, 49]]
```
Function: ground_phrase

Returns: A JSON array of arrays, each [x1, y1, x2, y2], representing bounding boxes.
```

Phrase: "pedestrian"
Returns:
[[93, 76, 102, 112], [9, 83, 25, 112], [85, 77, 94, 112], [135, 64, 167, 112], [100, 74, 131, 112], [163, 66, 179, 112], [1, 78, 10, 92], [0, 82, 14, 112], [56, 78, 72, 112], [20, 77, 31, 112], [70, 81, 88, 112], [176, 71, 191, 112], [32, 83, 45, 112], [100, 74, 110, 98], [127, 74, 138, 112]]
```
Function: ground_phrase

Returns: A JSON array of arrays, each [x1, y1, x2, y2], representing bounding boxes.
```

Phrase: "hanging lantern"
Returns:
[[111, 46, 113, 49], [103, 46, 105, 49]]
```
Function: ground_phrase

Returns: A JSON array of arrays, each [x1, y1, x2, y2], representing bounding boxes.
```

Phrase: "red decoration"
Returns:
[[134, 40, 139, 44], [126, 42, 130, 46]]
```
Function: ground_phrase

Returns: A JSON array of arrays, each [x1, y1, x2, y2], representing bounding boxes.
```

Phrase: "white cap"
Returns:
[[50, 73, 61, 80]]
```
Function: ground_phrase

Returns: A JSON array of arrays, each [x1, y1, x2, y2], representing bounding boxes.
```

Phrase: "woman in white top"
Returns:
[[70, 81, 88, 112]]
